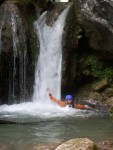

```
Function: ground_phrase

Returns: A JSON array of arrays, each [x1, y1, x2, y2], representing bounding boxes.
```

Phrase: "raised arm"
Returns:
[[47, 88, 57, 103], [47, 88, 66, 107]]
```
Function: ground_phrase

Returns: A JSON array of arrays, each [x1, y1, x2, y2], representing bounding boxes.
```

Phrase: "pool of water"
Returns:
[[0, 102, 113, 148]]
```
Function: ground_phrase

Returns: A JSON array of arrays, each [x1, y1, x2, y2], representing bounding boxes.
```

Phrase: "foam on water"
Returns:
[[0, 102, 101, 122]]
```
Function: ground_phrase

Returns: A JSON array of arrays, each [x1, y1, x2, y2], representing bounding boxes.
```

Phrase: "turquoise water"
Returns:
[[0, 114, 113, 146], [0, 102, 113, 148]]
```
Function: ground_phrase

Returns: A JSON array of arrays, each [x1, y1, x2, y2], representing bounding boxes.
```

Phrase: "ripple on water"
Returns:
[[0, 102, 108, 123]]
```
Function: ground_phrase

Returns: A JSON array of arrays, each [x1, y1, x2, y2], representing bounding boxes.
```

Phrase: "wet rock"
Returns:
[[55, 138, 97, 150], [0, 1, 36, 103], [46, 2, 69, 26], [62, 3, 78, 93]]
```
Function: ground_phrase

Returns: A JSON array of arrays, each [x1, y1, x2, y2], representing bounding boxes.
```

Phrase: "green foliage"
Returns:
[[80, 55, 113, 80], [76, 26, 82, 39], [103, 68, 113, 79], [110, 105, 113, 121], [89, 56, 105, 78], [91, 57, 113, 79]]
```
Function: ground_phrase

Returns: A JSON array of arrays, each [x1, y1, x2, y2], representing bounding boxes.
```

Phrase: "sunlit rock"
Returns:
[[55, 138, 97, 150], [92, 79, 109, 92]]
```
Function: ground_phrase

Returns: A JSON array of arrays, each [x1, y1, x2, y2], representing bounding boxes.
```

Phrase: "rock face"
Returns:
[[61, 0, 113, 95], [46, 2, 69, 25], [55, 138, 97, 150], [0, 1, 37, 104], [74, 0, 113, 59], [62, 3, 78, 93]]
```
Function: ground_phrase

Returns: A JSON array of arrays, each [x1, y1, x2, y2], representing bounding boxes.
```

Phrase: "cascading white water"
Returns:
[[0, 10, 6, 54], [9, 5, 27, 101], [33, 7, 70, 103], [10, 11, 18, 99], [0, 1, 27, 102]]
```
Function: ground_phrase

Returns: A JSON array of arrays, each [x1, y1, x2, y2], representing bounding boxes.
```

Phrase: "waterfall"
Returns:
[[9, 7, 27, 102], [0, 9, 6, 54], [33, 7, 70, 103], [0, 3, 27, 103], [10, 11, 18, 100]]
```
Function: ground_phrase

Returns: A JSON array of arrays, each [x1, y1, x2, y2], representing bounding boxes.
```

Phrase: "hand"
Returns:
[[46, 88, 51, 95]]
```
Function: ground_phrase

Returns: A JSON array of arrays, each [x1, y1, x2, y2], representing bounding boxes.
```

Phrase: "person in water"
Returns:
[[47, 88, 88, 109]]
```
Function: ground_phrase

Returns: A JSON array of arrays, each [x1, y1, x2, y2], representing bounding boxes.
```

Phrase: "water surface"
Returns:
[[0, 102, 112, 147]]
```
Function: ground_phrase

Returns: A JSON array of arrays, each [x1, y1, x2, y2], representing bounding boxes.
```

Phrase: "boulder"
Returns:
[[103, 88, 113, 99], [55, 138, 97, 150], [105, 97, 113, 106], [92, 79, 109, 92]]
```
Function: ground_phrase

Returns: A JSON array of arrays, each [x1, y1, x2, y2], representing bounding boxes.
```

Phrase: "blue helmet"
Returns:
[[65, 95, 72, 100]]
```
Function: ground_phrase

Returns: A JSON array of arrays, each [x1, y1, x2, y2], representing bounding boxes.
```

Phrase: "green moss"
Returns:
[[80, 55, 113, 80], [91, 56, 113, 79]]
